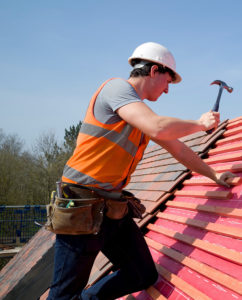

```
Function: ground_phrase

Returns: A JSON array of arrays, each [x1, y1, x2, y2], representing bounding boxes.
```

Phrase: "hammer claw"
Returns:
[[210, 80, 233, 94]]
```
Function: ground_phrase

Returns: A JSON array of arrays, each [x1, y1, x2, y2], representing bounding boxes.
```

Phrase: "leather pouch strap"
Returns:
[[62, 182, 126, 202]]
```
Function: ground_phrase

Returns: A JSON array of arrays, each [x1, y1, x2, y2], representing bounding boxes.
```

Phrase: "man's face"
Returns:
[[147, 71, 172, 101]]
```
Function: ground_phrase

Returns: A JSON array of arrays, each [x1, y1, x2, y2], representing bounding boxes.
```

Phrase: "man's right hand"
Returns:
[[198, 111, 220, 131]]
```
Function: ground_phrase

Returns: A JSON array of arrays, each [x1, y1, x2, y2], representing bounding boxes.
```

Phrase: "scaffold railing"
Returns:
[[0, 205, 47, 245]]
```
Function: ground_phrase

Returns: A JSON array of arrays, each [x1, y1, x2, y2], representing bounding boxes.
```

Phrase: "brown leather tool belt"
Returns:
[[62, 183, 129, 220], [45, 182, 145, 235]]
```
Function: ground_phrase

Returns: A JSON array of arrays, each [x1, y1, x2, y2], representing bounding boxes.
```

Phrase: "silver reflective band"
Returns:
[[63, 165, 114, 190], [80, 123, 138, 156]]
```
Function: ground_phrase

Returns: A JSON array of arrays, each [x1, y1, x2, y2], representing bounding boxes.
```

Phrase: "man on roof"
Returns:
[[47, 42, 235, 300]]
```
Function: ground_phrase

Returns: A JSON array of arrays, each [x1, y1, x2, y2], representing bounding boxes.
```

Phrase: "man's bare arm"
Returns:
[[153, 138, 235, 187], [117, 101, 234, 185], [117, 102, 219, 141]]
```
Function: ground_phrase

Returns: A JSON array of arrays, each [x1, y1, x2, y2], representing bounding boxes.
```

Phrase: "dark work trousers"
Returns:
[[47, 214, 158, 300]]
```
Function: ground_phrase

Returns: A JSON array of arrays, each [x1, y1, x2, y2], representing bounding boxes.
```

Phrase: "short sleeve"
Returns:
[[94, 78, 142, 124]]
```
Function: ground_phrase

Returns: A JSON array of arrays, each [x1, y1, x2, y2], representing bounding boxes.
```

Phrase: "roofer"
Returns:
[[47, 42, 235, 300]]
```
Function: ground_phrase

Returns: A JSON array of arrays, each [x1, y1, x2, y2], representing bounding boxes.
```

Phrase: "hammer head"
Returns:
[[210, 80, 233, 93]]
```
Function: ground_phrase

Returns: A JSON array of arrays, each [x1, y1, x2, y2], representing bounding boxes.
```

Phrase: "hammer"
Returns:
[[206, 80, 233, 134]]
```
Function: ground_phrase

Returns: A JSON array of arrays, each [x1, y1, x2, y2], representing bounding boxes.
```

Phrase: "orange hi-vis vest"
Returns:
[[62, 79, 150, 190]]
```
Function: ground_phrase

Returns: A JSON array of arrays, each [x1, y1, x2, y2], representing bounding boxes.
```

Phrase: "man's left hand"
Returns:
[[214, 171, 236, 187]]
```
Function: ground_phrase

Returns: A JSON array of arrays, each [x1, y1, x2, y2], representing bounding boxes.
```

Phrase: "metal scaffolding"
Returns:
[[0, 205, 46, 245]]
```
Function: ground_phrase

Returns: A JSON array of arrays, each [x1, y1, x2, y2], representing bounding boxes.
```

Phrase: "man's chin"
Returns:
[[147, 96, 159, 102]]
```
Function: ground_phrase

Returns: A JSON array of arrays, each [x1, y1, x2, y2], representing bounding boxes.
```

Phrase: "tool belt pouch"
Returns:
[[92, 189, 145, 220], [105, 199, 128, 219], [91, 189, 145, 220], [122, 190, 146, 219], [45, 196, 104, 235], [103, 190, 146, 220]]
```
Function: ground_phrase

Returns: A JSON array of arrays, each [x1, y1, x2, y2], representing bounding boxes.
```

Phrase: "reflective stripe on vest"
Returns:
[[63, 165, 115, 190], [80, 123, 138, 156]]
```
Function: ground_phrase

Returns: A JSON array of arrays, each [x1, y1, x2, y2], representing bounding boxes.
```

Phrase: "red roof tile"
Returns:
[[209, 141, 242, 155], [183, 176, 242, 186], [174, 189, 232, 199], [216, 132, 242, 146], [228, 116, 242, 123], [224, 125, 242, 137], [227, 119, 242, 129], [204, 151, 242, 164]]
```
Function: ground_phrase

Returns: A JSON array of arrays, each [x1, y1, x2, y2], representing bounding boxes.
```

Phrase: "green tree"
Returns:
[[64, 121, 82, 154], [32, 132, 65, 203], [0, 131, 25, 205], [0, 121, 82, 206]]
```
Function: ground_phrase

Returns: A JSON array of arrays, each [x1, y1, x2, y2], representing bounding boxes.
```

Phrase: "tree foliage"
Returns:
[[0, 122, 81, 206], [64, 121, 82, 154]]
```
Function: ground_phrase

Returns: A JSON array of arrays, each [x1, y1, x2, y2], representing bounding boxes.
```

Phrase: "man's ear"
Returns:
[[150, 65, 158, 78]]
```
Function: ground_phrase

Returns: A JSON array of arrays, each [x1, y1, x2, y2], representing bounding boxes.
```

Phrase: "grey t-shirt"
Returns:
[[94, 78, 142, 124]]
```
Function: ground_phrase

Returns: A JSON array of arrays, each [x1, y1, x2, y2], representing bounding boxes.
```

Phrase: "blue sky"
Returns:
[[0, 0, 242, 149]]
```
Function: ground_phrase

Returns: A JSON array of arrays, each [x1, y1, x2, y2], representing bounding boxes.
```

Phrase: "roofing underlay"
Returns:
[[0, 116, 242, 300]]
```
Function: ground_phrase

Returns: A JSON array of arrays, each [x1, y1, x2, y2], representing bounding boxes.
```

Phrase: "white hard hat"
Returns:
[[128, 42, 182, 83]]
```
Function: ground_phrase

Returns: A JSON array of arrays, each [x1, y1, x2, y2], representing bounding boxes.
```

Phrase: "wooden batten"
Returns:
[[157, 212, 242, 239], [166, 201, 242, 219], [147, 223, 242, 265], [146, 237, 242, 295], [154, 262, 212, 300], [174, 190, 232, 200]]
